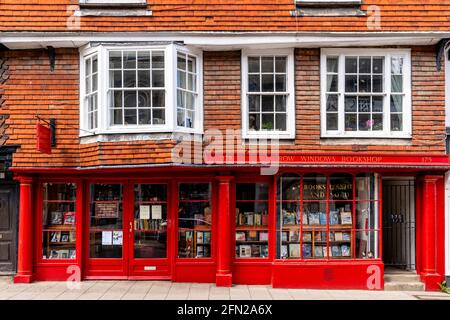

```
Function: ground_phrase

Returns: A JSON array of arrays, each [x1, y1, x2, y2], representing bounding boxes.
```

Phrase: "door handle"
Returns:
[[129, 221, 133, 233]]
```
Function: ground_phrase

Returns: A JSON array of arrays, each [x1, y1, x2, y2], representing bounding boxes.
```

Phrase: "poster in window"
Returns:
[[101, 231, 112, 245], [151, 205, 162, 220], [139, 205, 150, 220], [95, 202, 119, 218], [112, 231, 123, 245]]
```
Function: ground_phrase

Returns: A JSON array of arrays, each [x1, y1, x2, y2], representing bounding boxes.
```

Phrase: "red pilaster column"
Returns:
[[14, 176, 34, 283], [420, 175, 443, 290], [216, 175, 233, 287]]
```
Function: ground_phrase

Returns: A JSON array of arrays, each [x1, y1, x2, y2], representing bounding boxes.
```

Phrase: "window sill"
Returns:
[[80, 131, 203, 144], [74, 9, 152, 17], [243, 132, 295, 140], [320, 137, 413, 146], [321, 133, 412, 139]]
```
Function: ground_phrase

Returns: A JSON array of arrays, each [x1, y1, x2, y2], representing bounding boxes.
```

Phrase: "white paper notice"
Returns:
[[112, 231, 123, 245], [102, 231, 112, 245], [151, 205, 162, 220], [139, 205, 150, 220]]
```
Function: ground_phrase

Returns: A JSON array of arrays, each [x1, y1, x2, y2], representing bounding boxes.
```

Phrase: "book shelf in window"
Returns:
[[235, 183, 269, 259], [42, 183, 77, 260], [178, 183, 212, 258]]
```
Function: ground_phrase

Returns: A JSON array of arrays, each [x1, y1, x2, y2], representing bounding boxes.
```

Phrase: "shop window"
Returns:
[[178, 183, 212, 258], [242, 49, 295, 139], [80, 44, 203, 136], [321, 48, 411, 138], [276, 173, 380, 260], [134, 184, 168, 258], [42, 183, 77, 260], [89, 184, 123, 258], [235, 183, 269, 258]]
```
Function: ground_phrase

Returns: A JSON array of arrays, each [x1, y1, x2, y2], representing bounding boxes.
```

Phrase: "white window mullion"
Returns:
[[385, 54, 392, 135], [338, 54, 345, 135]]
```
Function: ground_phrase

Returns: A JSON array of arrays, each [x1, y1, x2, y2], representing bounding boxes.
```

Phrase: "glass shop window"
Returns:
[[178, 183, 212, 258], [235, 183, 269, 259], [89, 184, 123, 258], [42, 183, 77, 260], [276, 173, 380, 260]]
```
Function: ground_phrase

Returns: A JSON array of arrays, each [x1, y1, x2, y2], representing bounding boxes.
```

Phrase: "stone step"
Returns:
[[384, 281, 425, 291], [384, 274, 421, 283]]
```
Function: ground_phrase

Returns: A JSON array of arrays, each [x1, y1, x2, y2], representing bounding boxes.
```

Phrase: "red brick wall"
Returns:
[[3, 46, 446, 168]]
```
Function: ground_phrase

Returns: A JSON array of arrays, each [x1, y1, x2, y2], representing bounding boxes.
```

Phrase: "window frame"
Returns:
[[79, 43, 203, 137], [320, 48, 412, 139], [241, 48, 296, 139], [79, 0, 147, 6]]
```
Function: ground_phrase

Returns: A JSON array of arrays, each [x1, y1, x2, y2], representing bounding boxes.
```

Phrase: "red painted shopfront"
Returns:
[[11, 154, 449, 290]]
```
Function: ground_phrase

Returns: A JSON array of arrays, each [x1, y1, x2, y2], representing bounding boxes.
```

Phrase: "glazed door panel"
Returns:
[[128, 183, 171, 278], [0, 184, 18, 273]]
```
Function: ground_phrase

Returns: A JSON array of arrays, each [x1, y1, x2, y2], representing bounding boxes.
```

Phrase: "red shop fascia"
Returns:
[[11, 153, 450, 290]]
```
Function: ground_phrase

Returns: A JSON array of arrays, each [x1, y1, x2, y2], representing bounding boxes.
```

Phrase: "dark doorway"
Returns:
[[382, 178, 416, 271], [0, 183, 18, 273]]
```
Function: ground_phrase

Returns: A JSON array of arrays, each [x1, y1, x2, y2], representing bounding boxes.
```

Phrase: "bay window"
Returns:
[[321, 48, 411, 138], [242, 49, 295, 139], [80, 44, 203, 136]]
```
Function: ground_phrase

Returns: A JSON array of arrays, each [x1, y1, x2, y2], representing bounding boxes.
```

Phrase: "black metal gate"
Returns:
[[382, 179, 416, 270]]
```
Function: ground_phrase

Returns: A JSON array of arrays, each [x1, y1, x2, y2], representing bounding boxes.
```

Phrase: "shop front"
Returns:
[[11, 154, 449, 290]]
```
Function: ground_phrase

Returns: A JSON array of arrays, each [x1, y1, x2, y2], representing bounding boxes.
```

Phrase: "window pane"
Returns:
[[345, 57, 357, 73], [261, 95, 274, 112], [390, 95, 403, 112], [345, 75, 357, 92], [327, 57, 338, 73], [89, 184, 123, 259], [326, 94, 338, 112], [330, 174, 353, 200], [359, 75, 371, 93], [42, 183, 77, 260], [152, 70, 165, 87], [391, 114, 403, 131], [124, 70, 136, 87], [188, 74, 196, 91], [110, 70, 122, 88], [261, 56, 274, 73], [124, 91, 137, 108], [177, 108, 185, 127], [109, 51, 122, 69], [275, 95, 286, 112], [123, 51, 136, 69], [344, 96, 357, 112], [372, 57, 384, 74], [178, 184, 212, 259], [358, 113, 371, 131], [275, 57, 287, 73], [261, 114, 274, 130], [152, 51, 164, 69], [249, 113, 260, 131], [261, 74, 274, 92], [248, 74, 260, 92], [345, 114, 357, 131], [303, 174, 326, 200], [125, 108, 137, 125], [275, 114, 287, 131], [249, 95, 260, 112], [186, 110, 194, 128], [187, 56, 196, 73], [327, 75, 338, 92], [137, 51, 150, 69], [359, 57, 371, 73], [86, 76, 91, 94], [152, 90, 165, 108], [186, 92, 195, 110], [138, 109, 151, 125], [177, 54, 186, 70], [372, 114, 383, 131], [152, 109, 165, 125], [138, 91, 151, 108], [275, 75, 286, 92], [358, 96, 371, 112], [177, 70, 186, 90], [92, 73, 98, 92], [248, 57, 260, 73], [391, 57, 403, 74], [86, 58, 92, 76], [391, 75, 403, 93], [177, 90, 185, 108], [356, 230, 379, 259], [138, 70, 150, 87], [327, 113, 338, 130], [278, 174, 300, 200], [372, 75, 382, 92], [134, 184, 167, 259], [111, 108, 122, 125], [372, 96, 383, 112], [109, 91, 122, 108]]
